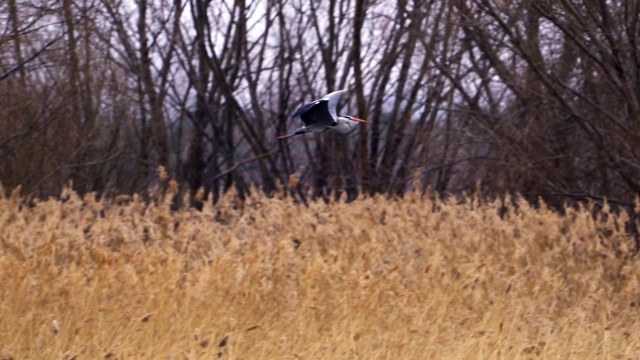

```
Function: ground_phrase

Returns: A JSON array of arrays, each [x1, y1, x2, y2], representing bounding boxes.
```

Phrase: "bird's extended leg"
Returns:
[[277, 133, 296, 140], [277, 127, 310, 140]]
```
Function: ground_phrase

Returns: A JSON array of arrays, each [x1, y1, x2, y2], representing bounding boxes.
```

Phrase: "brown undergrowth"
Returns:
[[1, 186, 639, 359]]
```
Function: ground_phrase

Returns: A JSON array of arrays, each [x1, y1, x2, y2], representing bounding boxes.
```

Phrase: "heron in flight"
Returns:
[[277, 90, 366, 140]]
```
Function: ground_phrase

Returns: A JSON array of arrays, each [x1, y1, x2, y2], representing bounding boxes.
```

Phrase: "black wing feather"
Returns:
[[290, 101, 319, 120], [292, 100, 336, 127]]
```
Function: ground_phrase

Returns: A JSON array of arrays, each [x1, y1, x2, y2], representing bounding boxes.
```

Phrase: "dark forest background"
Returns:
[[1, 0, 639, 210]]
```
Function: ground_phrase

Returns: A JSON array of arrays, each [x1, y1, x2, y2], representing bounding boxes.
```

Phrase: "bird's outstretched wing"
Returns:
[[289, 90, 346, 128], [323, 90, 345, 120], [290, 100, 322, 121], [298, 101, 336, 127]]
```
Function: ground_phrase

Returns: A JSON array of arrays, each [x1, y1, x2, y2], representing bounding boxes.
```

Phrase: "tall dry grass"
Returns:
[[1, 185, 639, 359]]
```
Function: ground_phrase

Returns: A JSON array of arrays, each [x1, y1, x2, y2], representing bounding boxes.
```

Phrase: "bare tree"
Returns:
[[2, 0, 639, 218]]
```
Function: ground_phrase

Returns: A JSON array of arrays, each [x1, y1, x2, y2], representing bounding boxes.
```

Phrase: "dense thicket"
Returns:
[[1, 0, 639, 209]]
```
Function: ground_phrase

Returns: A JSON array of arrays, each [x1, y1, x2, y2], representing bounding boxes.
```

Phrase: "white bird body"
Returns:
[[278, 90, 366, 140]]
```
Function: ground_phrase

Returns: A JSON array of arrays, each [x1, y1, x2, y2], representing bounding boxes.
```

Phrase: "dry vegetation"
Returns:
[[1, 184, 640, 359]]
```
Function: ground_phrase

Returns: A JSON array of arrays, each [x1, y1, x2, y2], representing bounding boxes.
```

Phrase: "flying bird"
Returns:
[[278, 90, 366, 140]]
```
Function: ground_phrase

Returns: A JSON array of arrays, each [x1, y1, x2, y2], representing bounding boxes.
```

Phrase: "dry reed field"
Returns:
[[1, 185, 640, 359]]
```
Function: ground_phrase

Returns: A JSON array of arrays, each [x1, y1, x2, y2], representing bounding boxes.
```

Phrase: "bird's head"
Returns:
[[336, 115, 367, 134]]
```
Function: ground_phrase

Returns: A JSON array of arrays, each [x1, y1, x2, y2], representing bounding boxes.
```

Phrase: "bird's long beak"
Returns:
[[352, 118, 367, 123]]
